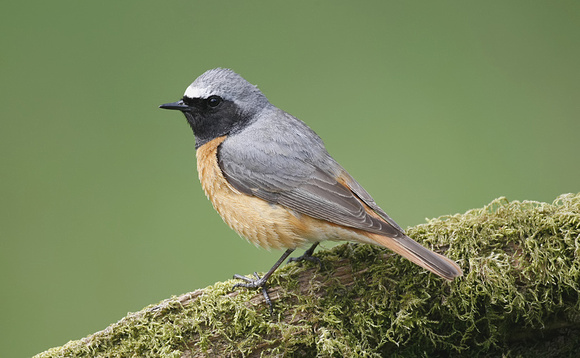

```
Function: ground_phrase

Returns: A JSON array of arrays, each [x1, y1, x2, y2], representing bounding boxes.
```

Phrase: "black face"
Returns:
[[160, 95, 249, 149]]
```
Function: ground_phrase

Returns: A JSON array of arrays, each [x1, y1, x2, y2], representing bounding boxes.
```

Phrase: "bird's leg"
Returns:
[[233, 248, 295, 314], [288, 242, 321, 266]]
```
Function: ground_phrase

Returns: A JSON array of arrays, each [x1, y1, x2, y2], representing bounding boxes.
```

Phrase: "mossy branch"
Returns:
[[36, 194, 580, 357]]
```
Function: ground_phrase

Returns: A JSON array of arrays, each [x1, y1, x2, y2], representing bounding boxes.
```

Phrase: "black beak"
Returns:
[[159, 100, 189, 111]]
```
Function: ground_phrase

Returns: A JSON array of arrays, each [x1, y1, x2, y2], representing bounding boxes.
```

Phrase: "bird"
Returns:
[[159, 68, 462, 308]]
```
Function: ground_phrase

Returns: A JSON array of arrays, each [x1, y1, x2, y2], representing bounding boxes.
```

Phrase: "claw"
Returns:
[[231, 249, 295, 315], [287, 243, 321, 266], [233, 272, 266, 288], [233, 272, 273, 314]]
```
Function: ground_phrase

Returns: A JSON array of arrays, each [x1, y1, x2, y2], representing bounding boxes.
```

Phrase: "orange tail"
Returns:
[[366, 232, 462, 280]]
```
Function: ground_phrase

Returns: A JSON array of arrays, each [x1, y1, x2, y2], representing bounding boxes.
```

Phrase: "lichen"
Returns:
[[35, 193, 580, 357]]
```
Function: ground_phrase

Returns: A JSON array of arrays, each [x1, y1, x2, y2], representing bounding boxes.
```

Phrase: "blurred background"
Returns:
[[1, 1, 579, 356]]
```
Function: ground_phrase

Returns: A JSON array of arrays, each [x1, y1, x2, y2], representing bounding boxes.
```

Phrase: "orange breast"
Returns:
[[195, 136, 371, 250]]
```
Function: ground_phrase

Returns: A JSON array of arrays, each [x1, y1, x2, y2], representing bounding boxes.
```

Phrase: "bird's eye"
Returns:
[[207, 95, 222, 108]]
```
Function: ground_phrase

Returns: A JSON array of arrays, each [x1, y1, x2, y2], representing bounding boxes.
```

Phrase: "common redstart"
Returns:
[[160, 68, 462, 307]]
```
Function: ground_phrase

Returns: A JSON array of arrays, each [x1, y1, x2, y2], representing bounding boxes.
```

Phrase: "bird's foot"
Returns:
[[288, 252, 321, 266], [231, 248, 295, 315], [287, 243, 321, 267], [233, 272, 273, 315]]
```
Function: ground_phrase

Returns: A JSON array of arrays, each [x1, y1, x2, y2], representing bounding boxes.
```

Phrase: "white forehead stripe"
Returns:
[[184, 85, 211, 99]]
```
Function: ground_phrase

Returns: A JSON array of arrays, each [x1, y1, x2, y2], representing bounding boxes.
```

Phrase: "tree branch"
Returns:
[[36, 194, 580, 357]]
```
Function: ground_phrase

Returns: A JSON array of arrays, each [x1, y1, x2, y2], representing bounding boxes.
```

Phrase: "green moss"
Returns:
[[35, 194, 580, 357]]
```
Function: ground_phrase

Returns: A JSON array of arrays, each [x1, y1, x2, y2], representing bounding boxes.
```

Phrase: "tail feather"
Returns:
[[367, 232, 462, 281]]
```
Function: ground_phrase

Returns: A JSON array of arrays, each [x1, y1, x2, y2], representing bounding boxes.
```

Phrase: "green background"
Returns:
[[1, 1, 579, 356]]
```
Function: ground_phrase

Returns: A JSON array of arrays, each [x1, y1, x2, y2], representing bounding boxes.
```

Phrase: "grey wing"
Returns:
[[218, 114, 403, 237]]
